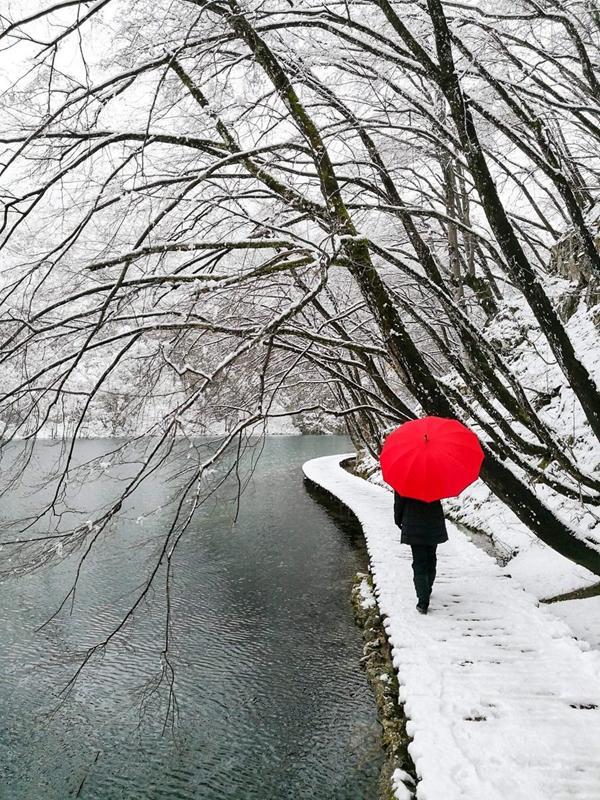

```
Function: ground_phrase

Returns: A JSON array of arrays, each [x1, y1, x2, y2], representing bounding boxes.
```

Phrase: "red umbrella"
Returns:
[[379, 416, 484, 502]]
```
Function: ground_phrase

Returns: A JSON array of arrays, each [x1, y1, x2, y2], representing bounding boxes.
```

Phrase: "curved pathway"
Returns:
[[303, 454, 600, 800]]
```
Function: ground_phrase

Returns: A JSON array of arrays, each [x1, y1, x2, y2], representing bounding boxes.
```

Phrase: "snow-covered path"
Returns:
[[303, 454, 600, 800]]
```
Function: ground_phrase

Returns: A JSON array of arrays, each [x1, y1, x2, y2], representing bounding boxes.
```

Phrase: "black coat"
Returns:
[[394, 491, 448, 546]]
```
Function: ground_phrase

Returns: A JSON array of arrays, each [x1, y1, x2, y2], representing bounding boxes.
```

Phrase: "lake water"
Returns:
[[0, 436, 383, 799]]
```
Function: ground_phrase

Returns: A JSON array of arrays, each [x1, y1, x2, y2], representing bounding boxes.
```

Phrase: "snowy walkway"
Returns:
[[303, 454, 600, 800]]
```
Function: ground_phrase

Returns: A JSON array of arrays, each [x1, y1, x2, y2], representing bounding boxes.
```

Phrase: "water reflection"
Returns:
[[0, 436, 382, 799]]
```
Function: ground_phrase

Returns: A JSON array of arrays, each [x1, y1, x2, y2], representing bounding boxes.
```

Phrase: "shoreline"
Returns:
[[303, 474, 417, 800]]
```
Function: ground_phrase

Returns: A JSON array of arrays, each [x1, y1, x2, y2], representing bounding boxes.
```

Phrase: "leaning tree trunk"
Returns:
[[229, 2, 600, 575], [424, 0, 600, 444], [343, 240, 600, 576]]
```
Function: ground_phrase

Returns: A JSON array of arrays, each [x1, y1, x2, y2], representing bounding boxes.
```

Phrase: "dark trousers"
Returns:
[[410, 544, 437, 606]]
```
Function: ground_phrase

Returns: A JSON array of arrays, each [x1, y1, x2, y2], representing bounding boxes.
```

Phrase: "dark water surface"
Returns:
[[0, 436, 382, 799]]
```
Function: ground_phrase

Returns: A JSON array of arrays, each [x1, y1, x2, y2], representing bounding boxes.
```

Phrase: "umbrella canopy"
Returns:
[[379, 416, 484, 502]]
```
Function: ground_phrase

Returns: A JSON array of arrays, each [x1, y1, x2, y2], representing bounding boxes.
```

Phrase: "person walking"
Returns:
[[380, 416, 483, 614], [393, 491, 448, 614]]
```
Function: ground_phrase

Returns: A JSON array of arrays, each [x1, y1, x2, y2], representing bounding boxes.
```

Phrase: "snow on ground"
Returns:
[[304, 453, 600, 800], [552, 597, 600, 650], [443, 477, 600, 646], [355, 447, 600, 645], [446, 479, 599, 596]]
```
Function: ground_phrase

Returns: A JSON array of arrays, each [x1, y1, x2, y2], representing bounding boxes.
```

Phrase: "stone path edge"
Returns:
[[303, 460, 418, 800]]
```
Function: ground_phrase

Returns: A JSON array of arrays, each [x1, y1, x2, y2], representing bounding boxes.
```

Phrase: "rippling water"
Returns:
[[0, 436, 382, 799]]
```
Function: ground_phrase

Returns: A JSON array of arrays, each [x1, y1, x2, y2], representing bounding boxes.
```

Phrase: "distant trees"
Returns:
[[1, 0, 600, 591]]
